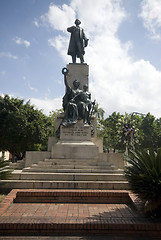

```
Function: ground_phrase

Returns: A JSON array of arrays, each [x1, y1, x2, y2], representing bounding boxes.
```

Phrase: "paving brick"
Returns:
[[0, 189, 160, 238]]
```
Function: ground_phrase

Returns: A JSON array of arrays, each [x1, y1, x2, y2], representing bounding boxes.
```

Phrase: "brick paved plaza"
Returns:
[[0, 189, 160, 238]]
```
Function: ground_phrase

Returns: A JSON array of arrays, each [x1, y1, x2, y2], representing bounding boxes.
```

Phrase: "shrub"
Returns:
[[125, 148, 161, 217], [0, 157, 11, 180]]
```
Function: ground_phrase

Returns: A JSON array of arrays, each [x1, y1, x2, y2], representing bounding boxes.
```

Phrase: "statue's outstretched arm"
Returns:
[[62, 67, 69, 89], [67, 26, 76, 33]]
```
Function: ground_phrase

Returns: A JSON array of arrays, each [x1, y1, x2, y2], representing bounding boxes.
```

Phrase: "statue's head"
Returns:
[[73, 79, 80, 88], [83, 84, 88, 91], [75, 19, 81, 26]]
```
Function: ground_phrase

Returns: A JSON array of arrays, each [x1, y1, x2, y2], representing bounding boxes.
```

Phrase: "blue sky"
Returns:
[[1, 0, 161, 118]]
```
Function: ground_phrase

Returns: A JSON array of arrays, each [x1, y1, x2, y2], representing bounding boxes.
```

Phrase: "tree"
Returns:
[[46, 109, 63, 136], [101, 112, 123, 151], [113, 113, 141, 152], [140, 113, 158, 149], [0, 95, 49, 161], [155, 118, 161, 148], [93, 103, 105, 121]]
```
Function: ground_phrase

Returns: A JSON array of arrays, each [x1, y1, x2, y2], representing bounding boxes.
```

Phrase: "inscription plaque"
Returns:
[[60, 122, 91, 141]]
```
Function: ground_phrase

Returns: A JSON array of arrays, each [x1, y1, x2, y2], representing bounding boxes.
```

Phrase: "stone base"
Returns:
[[66, 63, 89, 90], [52, 119, 99, 159], [55, 114, 97, 138], [51, 140, 99, 159]]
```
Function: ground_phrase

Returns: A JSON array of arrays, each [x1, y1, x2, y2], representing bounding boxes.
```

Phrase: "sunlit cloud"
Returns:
[[139, 0, 161, 40], [40, 3, 75, 31], [34, 19, 39, 27], [30, 97, 62, 115], [0, 52, 18, 60], [13, 37, 31, 47]]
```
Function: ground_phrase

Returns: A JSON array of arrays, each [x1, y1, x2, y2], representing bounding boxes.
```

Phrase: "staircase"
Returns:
[[7, 156, 129, 190]]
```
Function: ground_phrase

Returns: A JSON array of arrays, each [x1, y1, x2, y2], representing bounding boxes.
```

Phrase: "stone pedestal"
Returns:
[[66, 63, 89, 90], [55, 114, 97, 138], [51, 141, 99, 159], [53, 63, 99, 159], [51, 120, 99, 159]]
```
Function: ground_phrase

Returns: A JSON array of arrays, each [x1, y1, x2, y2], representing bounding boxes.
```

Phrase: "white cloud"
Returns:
[[40, 3, 75, 31], [0, 52, 18, 60], [40, 0, 161, 118], [0, 93, 62, 116], [13, 37, 31, 47], [30, 97, 62, 115], [139, 0, 161, 39], [34, 19, 39, 27], [27, 81, 38, 93], [48, 36, 69, 62]]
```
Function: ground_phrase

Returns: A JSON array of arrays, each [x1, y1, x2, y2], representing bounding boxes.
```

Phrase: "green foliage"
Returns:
[[0, 95, 51, 160], [116, 113, 142, 151], [93, 103, 105, 121], [47, 109, 63, 136], [140, 113, 159, 149], [98, 111, 161, 151], [101, 112, 123, 151], [0, 94, 64, 161], [0, 157, 11, 180], [125, 148, 161, 216], [100, 112, 143, 151]]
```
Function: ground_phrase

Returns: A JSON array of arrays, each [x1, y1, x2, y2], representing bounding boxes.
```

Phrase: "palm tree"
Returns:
[[92, 103, 105, 120]]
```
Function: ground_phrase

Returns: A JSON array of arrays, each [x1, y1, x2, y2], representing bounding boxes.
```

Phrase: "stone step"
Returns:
[[11, 171, 126, 181], [39, 159, 112, 165], [37, 161, 114, 167], [29, 164, 116, 170], [43, 158, 108, 163], [0, 179, 130, 190], [23, 168, 123, 173], [14, 189, 131, 203], [44, 158, 101, 162]]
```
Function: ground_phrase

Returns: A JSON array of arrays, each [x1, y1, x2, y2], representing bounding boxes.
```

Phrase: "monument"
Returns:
[[1, 19, 126, 190], [52, 18, 99, 159]]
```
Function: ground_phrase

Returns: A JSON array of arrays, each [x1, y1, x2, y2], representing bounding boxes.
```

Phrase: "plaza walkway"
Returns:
[[0, 189, 160, 238]]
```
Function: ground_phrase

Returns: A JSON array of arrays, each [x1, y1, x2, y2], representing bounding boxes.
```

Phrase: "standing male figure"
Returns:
[[67, 19, 89, 64]]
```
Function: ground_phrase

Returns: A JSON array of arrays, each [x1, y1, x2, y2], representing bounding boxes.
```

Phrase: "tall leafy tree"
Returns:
[[93, 103, 105, 121], [46, 109, 63, 136], [0, 95, 49, 161], [101, 112, 142, 152], [101, 112, 123, 151], [156, 118, 161, 148], [140, 113, 158, 149]]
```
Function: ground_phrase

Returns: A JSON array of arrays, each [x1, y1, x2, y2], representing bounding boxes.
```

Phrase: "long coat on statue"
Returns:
[[67, 26, 88, 58]]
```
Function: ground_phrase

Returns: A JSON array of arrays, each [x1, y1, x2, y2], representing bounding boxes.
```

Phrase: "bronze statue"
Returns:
[[67, 19, 89, 64], [81, 84, 92, 124], [62, 68, 81, 126], [62, 68, 92, 126]]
